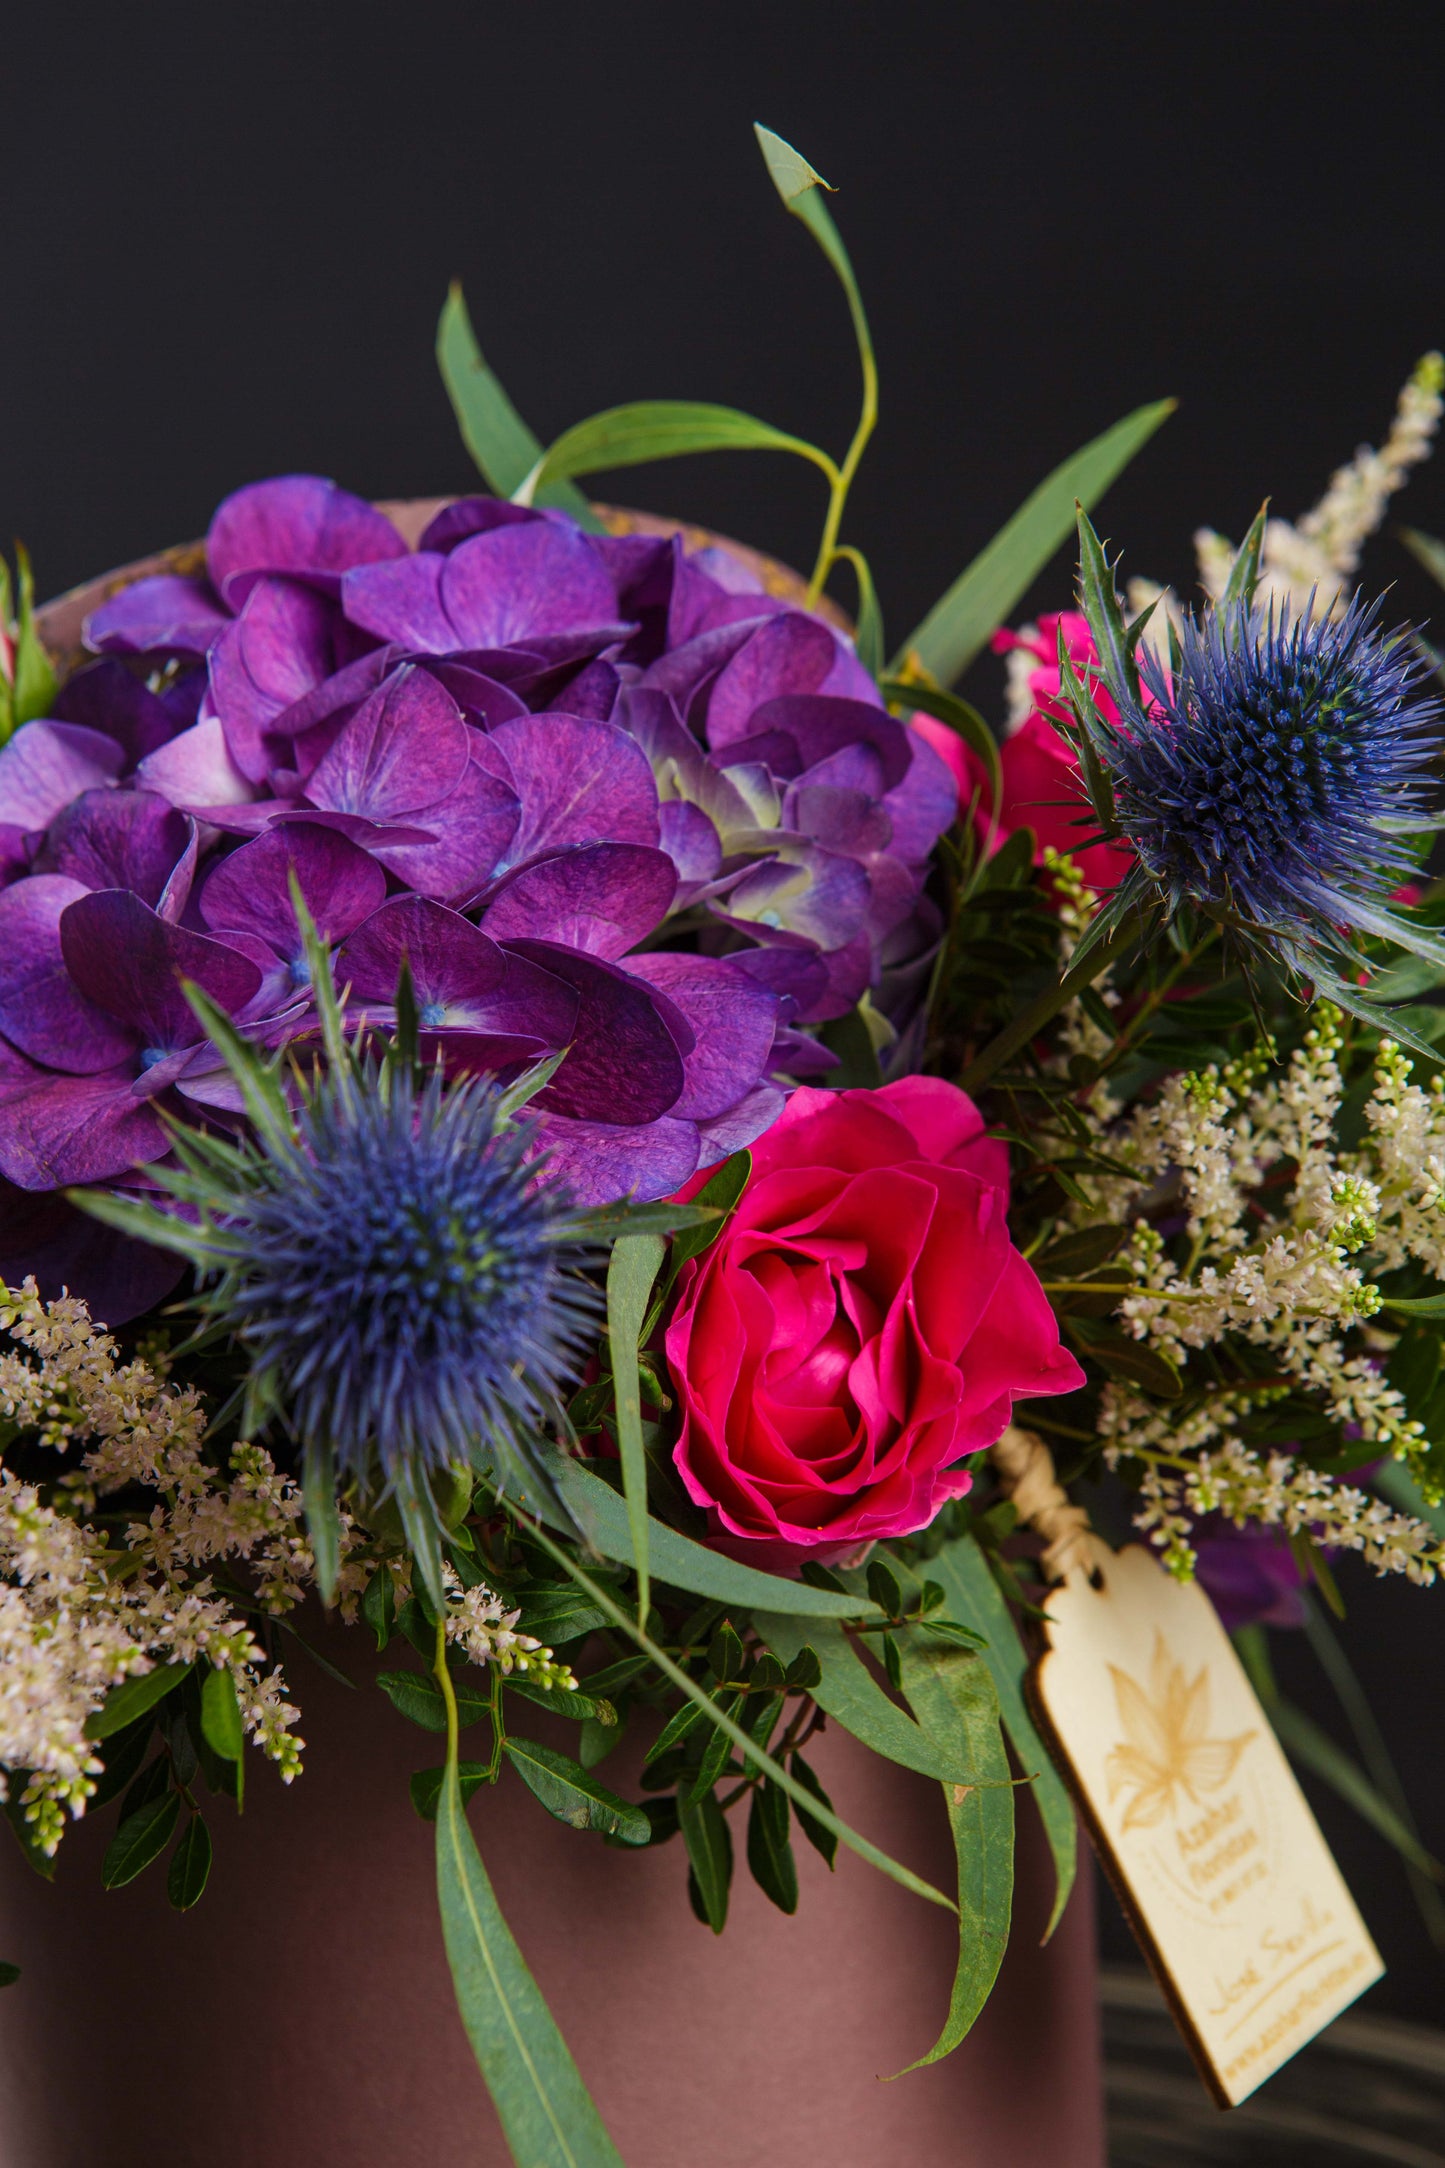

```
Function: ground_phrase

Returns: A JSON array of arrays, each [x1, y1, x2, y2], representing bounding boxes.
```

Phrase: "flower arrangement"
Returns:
[[4, 123, 1445, 2153]]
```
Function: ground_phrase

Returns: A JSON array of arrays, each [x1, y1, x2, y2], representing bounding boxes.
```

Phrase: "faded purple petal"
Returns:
[[136, 717, 255, 812], [730, 944, 829, 1019], [784, 782, 893, 857], [718, 843, 870, 953], [529, 1112, 700, 1205], [0, 876, 135, 1073], [480, 843, 676, 959], [747, 696, 911, 791], [694, 1083, 787, 1166], [487, 715, 659, 862], [42, 790, 193, 909], [85, 576, 230, 658], [208, 476, 406, 608], [0, 722, 124, 832], [341, 896, 506, 1007], [657, 799, 722, 892], [198, 822, 387, 965], [60, 892, 262, 1050], [505, 940, 685, 1125], [439, 524, 621, 650], [881, 730, 958, 862], [624, 952, 778, 1120], [306, 665, 470, 820]]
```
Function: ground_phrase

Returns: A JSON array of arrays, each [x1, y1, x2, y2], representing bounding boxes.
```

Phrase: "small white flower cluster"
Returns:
[[1065, 1009, 1445, 1577], [443, 1568, 577, 1692], [0, 1280, 343, 1853], [1195, 351, 1445, 615]]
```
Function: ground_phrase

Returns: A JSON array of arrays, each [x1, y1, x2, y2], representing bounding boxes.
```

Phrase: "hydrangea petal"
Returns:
[[60, 891, 262, 1048], [530, 1112, 700, 1205], [43, 789, 193, 909], [0, 1056, 171, 1190], [198, 821, 387, 962], [136, 716, 255, 812], [480, 842, 677, 960], [51, 659, 187, 763], [306, 665, 470, 819], [341, 553, 456, 650], [439, 523, 621, 650], [0, 1177, 183, 1324], [506, 939, 685, 1125], [368, 753, 520, 900], [0, 876, 136, 1073], [0, 722, 125, 833], [625, 952, 777, 1120], [84, 575, 230, 658], [486, 715, 659, 862], [705, 613, 838, 749], [208, 476, 406, 608]]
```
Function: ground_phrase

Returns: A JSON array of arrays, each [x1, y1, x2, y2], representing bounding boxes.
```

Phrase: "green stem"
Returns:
[[959, 917, 1142, 1095], [805, 329, 878, 607], [434, 1615, 459, 1771]]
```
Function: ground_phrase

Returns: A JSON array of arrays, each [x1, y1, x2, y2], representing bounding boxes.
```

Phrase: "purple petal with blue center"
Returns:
[[438, 523, 621, 650], [486, 715, 659, 864], [0, 1038, 171, 1189], [42, 790, 194, 909], [198, 822, 387, 980], [480, 843, 676, 960], [624, 952, 778, 1121], [208, 476, 406, 608], [340, 896, 579, 1069], [51, 659, 187, 764], [84, 576, 231, 659], [136, 717, 256, 814], [207, 577, 348, 783], [60, 891, 262, 1051], [0, 876, 136, 1073], [0, 722, 125, 833], [503, 940, 686, 1126], [0, 1176, 183, 1325], [528, 1111, 700, 1206], [305, 664, 470, 820]]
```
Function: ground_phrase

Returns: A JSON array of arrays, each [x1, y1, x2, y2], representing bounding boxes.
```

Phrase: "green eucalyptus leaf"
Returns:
[[102, 1790, 180, 1889], [84, 1662, 191, 1741], [504, 1736, 650, 1845], [518, 402, 836, 508], [166, 1813, 213, 1911], [834, 544, 884, 677], [895, 399, 1174, 685], [924, 1534, 1076, 1936], [410, 1761, 488, 1822], [756, 1614, 965, 1784], [679, 1787, 733, 1933], [436, 1755, 625, 2166], [436, 281, 599, 524], [1381, 1291, 1445, 1320], [753, 123, 873, 402], [606, 1230, 666, 1625], [896, 1632, 1014, 2065]]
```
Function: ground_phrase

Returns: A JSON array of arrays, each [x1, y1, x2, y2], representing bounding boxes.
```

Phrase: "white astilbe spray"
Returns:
[[1195, 352, 1445, 615], [0, 1280, 363, 1853], [1061, 1009, 1445, 1580], [442, 1565, 577, 1691]]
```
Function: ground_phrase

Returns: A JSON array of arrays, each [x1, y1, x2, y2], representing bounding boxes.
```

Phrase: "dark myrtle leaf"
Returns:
[[83, 1662, 191, 1742], [634, 1797, 680, 1847], [0, 1962, 18, 1987], [708, 1621, 747, 1684], [1036, 1224, 1126, 1279], [1089, 1336, 1183, 1398], [1388, 1323, 1443, 1414], [410, 1761, 489, 1822], [881, 1634, 904, 1691], [752, 1652, 785, 1694], [688, 1696, 741, 1803], [745, 1685, 786, 1753], [920, 1617, 988, 1651], [798, 1562, 847, 1594], [919, 1581, 946, 1615], [503, 1737, 650, 1845], [638, 1747, 686, 1793], [160, 1706, 199, 1790], [579, 1713, 624, 1770], [680, 1788, 733, 1933], [789, 1754, 838, 1869], [397, 1594, 438, 1659], [666, 1153, 751, 1275], [89, 1716, 155, 1808], [756, 1616, 964, 1783], [102, 1790, 180, 1890], [361, 1566, 396, 1652], [514, 1589, 614, 1644], [866, 1560, 904, 1617], [166, 1813, 213, 1912], [644, 1697, 708, 1767], [508, 1682, 614, 1724], [118, 1753, 173, 1825], [783, 1646, 823, 1693], [377, 1669, 489, 1733], [747, 1779, 799, 1914]]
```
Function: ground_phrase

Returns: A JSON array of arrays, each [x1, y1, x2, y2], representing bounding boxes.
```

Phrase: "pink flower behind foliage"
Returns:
[[908, 610, 1135, 895], [663, 1077, 1084, 1568]]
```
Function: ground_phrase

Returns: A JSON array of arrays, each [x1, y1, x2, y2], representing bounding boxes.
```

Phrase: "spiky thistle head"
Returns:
[[1062, 511, 1445, 1025]]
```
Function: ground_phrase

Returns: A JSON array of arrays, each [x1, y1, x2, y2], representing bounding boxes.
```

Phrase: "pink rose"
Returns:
[[663, 1077, 1084, 1567], [909, 611, 1135, 895]]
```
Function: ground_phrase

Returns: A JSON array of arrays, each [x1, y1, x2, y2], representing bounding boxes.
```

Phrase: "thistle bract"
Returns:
[[197, 1064, 594, 1489]]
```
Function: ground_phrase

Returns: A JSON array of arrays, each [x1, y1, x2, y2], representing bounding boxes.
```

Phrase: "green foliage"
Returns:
[[503, 1738, 649, 1845], [83, 1662, 191, 1741], [680, 1787, 733, 1932], [167, 1814, 213, 1911], [518, 402, 839, 508], [435, 282, 599, 524], [606, 1231, 666, 1624], [0, 544, 58, 745], [102, 1789, 180, 1889]]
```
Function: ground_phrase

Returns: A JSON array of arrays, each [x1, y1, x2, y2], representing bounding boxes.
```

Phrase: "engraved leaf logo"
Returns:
[[1104, 1632, 1256, 1833]]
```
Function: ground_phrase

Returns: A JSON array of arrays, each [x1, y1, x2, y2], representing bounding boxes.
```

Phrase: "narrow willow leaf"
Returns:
[[437, 1757, 624, 2168], [84, 1662, 190, 1741], [755, 1614, 964, 1783], [503, 1737, 650, 1845], [788, 1752, 838, 1867], [166, 1813, 213, 1911], [896, 1634, 1014, 2066], [606, 1231, 665, 1624], [541, 1451, 883, 1621], [894, 398, 1175, 685], [1400, 524, 1445, 592], [436, 282, 599, 525], [518, 401, 837, 507], [102, 1790, 180, 1889], [564, 1199, 719, 1242], [679, 1787, 732, 1932], [518, 1516, 956, 1914], [753, 124, 872, 397], [1268, 1699, 1445, 1881], [924, 1534, 1075, 1937], [1380, 1290, 1445, 1320], [302, 1440, 343, 1606]]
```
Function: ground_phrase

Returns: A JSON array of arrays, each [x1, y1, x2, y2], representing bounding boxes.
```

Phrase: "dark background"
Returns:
[[7, 0, 1445, 2026]]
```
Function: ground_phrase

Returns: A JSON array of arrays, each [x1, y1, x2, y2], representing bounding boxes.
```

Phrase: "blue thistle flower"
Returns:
[[1067, 514, 1445, 1013], [209, 1063, 596, 1490]]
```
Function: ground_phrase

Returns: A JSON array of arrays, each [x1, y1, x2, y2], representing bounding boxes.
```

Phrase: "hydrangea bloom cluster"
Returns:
[[0, 479, 955, 1321]]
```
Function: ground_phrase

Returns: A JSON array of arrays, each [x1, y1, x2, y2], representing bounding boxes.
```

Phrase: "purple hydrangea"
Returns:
[[0, 476, 956, 1320]]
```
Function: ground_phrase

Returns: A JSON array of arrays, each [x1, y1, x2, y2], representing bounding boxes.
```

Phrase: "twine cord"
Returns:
[[988, 1426, 1107, 1583]]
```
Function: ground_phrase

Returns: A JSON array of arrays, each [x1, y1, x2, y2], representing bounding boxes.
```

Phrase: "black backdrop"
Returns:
[[7, 0, 1445, 2024]]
